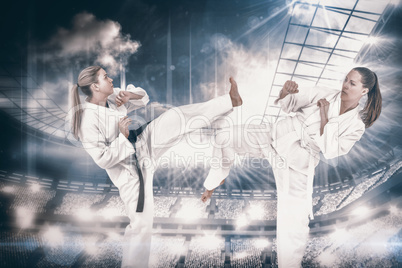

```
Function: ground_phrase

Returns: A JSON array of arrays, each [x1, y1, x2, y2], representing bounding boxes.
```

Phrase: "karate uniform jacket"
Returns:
[[272, 86, 365, 217], [78, 85, 149, 188]]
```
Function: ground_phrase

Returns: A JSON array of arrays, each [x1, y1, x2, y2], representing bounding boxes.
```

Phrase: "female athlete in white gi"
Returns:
[[69, 66, 243, 268], [200, 67, 382, 267]]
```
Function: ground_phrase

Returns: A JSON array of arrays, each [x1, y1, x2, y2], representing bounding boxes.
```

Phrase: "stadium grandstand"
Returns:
[[0, 157, 401, 267]]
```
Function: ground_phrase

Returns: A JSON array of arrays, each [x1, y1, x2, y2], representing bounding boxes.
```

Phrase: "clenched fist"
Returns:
[[119, 116, 132, 138], [317, 98, 330, 135], [317, 98, 330, 116], [279, 80, 299, 99], [115, 91, 131, 107]]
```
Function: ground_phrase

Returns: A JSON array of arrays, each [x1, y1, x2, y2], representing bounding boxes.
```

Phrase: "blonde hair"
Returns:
[[69, 66, 102, 139]]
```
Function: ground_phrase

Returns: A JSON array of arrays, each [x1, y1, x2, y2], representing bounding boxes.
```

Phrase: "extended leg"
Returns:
[[136, 78, 242, 161], [203, 124, 273, 193]]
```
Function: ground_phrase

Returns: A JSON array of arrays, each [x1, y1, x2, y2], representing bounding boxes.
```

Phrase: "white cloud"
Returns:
[[43, 12, 140, 75]]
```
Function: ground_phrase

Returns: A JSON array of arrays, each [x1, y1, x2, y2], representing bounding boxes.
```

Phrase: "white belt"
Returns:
[[291, 118, 320, 220]]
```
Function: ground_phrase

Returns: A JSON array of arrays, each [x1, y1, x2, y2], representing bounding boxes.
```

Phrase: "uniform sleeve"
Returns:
[[274, 87, 314, 113], [274, 86, 339, 114], [108, 85, 150, 113], [125, 84, 150, 113], [314, 118, 365, 159], [80, 121, 135, 170]]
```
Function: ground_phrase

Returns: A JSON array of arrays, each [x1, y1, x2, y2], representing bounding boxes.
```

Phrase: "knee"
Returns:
[[214, 130, 231, 147]]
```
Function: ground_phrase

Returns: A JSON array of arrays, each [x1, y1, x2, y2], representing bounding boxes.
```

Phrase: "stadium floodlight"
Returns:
[[100, 208, 120, 220], [254, 238, 270, 249], [202, 234, 222, 249], [389, 205, 399, 215], [234, 252, 248, 259], [85, 245, 98, 255], [84, 236, 99, 255], [248, 204, 265, 220], [2, 186, 15, 193], [236, 214, 249, 229], [30, 183, 41, 193], [176, 206, 202, 222], [16, 207, 34, 229], [351, 206, 370, 217], [107, 231, 122, 241], [330, 228, 348, 244], [167, 243, 187, 256], [75, 208, 94, 221], [366, 36, 380, 45], [43, 226, 64, 247]]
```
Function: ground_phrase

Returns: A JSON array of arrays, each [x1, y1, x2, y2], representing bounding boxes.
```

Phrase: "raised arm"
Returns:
[[112, 84, 150, 113], [274, 80, 312, 113], [275, 81, 340, 114]]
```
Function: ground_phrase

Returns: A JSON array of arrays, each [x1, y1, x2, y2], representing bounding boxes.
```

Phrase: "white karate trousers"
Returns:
[[204, 124, 311, 268], [119, 94, 233, 268]]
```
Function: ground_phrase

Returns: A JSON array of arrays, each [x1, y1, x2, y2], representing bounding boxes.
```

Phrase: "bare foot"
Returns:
[[201, 189, 214, 203], [229, 77, 243, 107], [201, 179, 226, 203]]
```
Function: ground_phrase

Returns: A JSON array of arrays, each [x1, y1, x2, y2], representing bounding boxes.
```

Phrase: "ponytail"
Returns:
[[69, 84, 83, 140], [353, 67, 382, 128], [68, 66, 102, 140], [362, 73, 381, 128]]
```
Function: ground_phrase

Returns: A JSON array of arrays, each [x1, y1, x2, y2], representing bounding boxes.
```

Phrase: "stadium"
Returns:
[[1, 0, 402, 267]]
